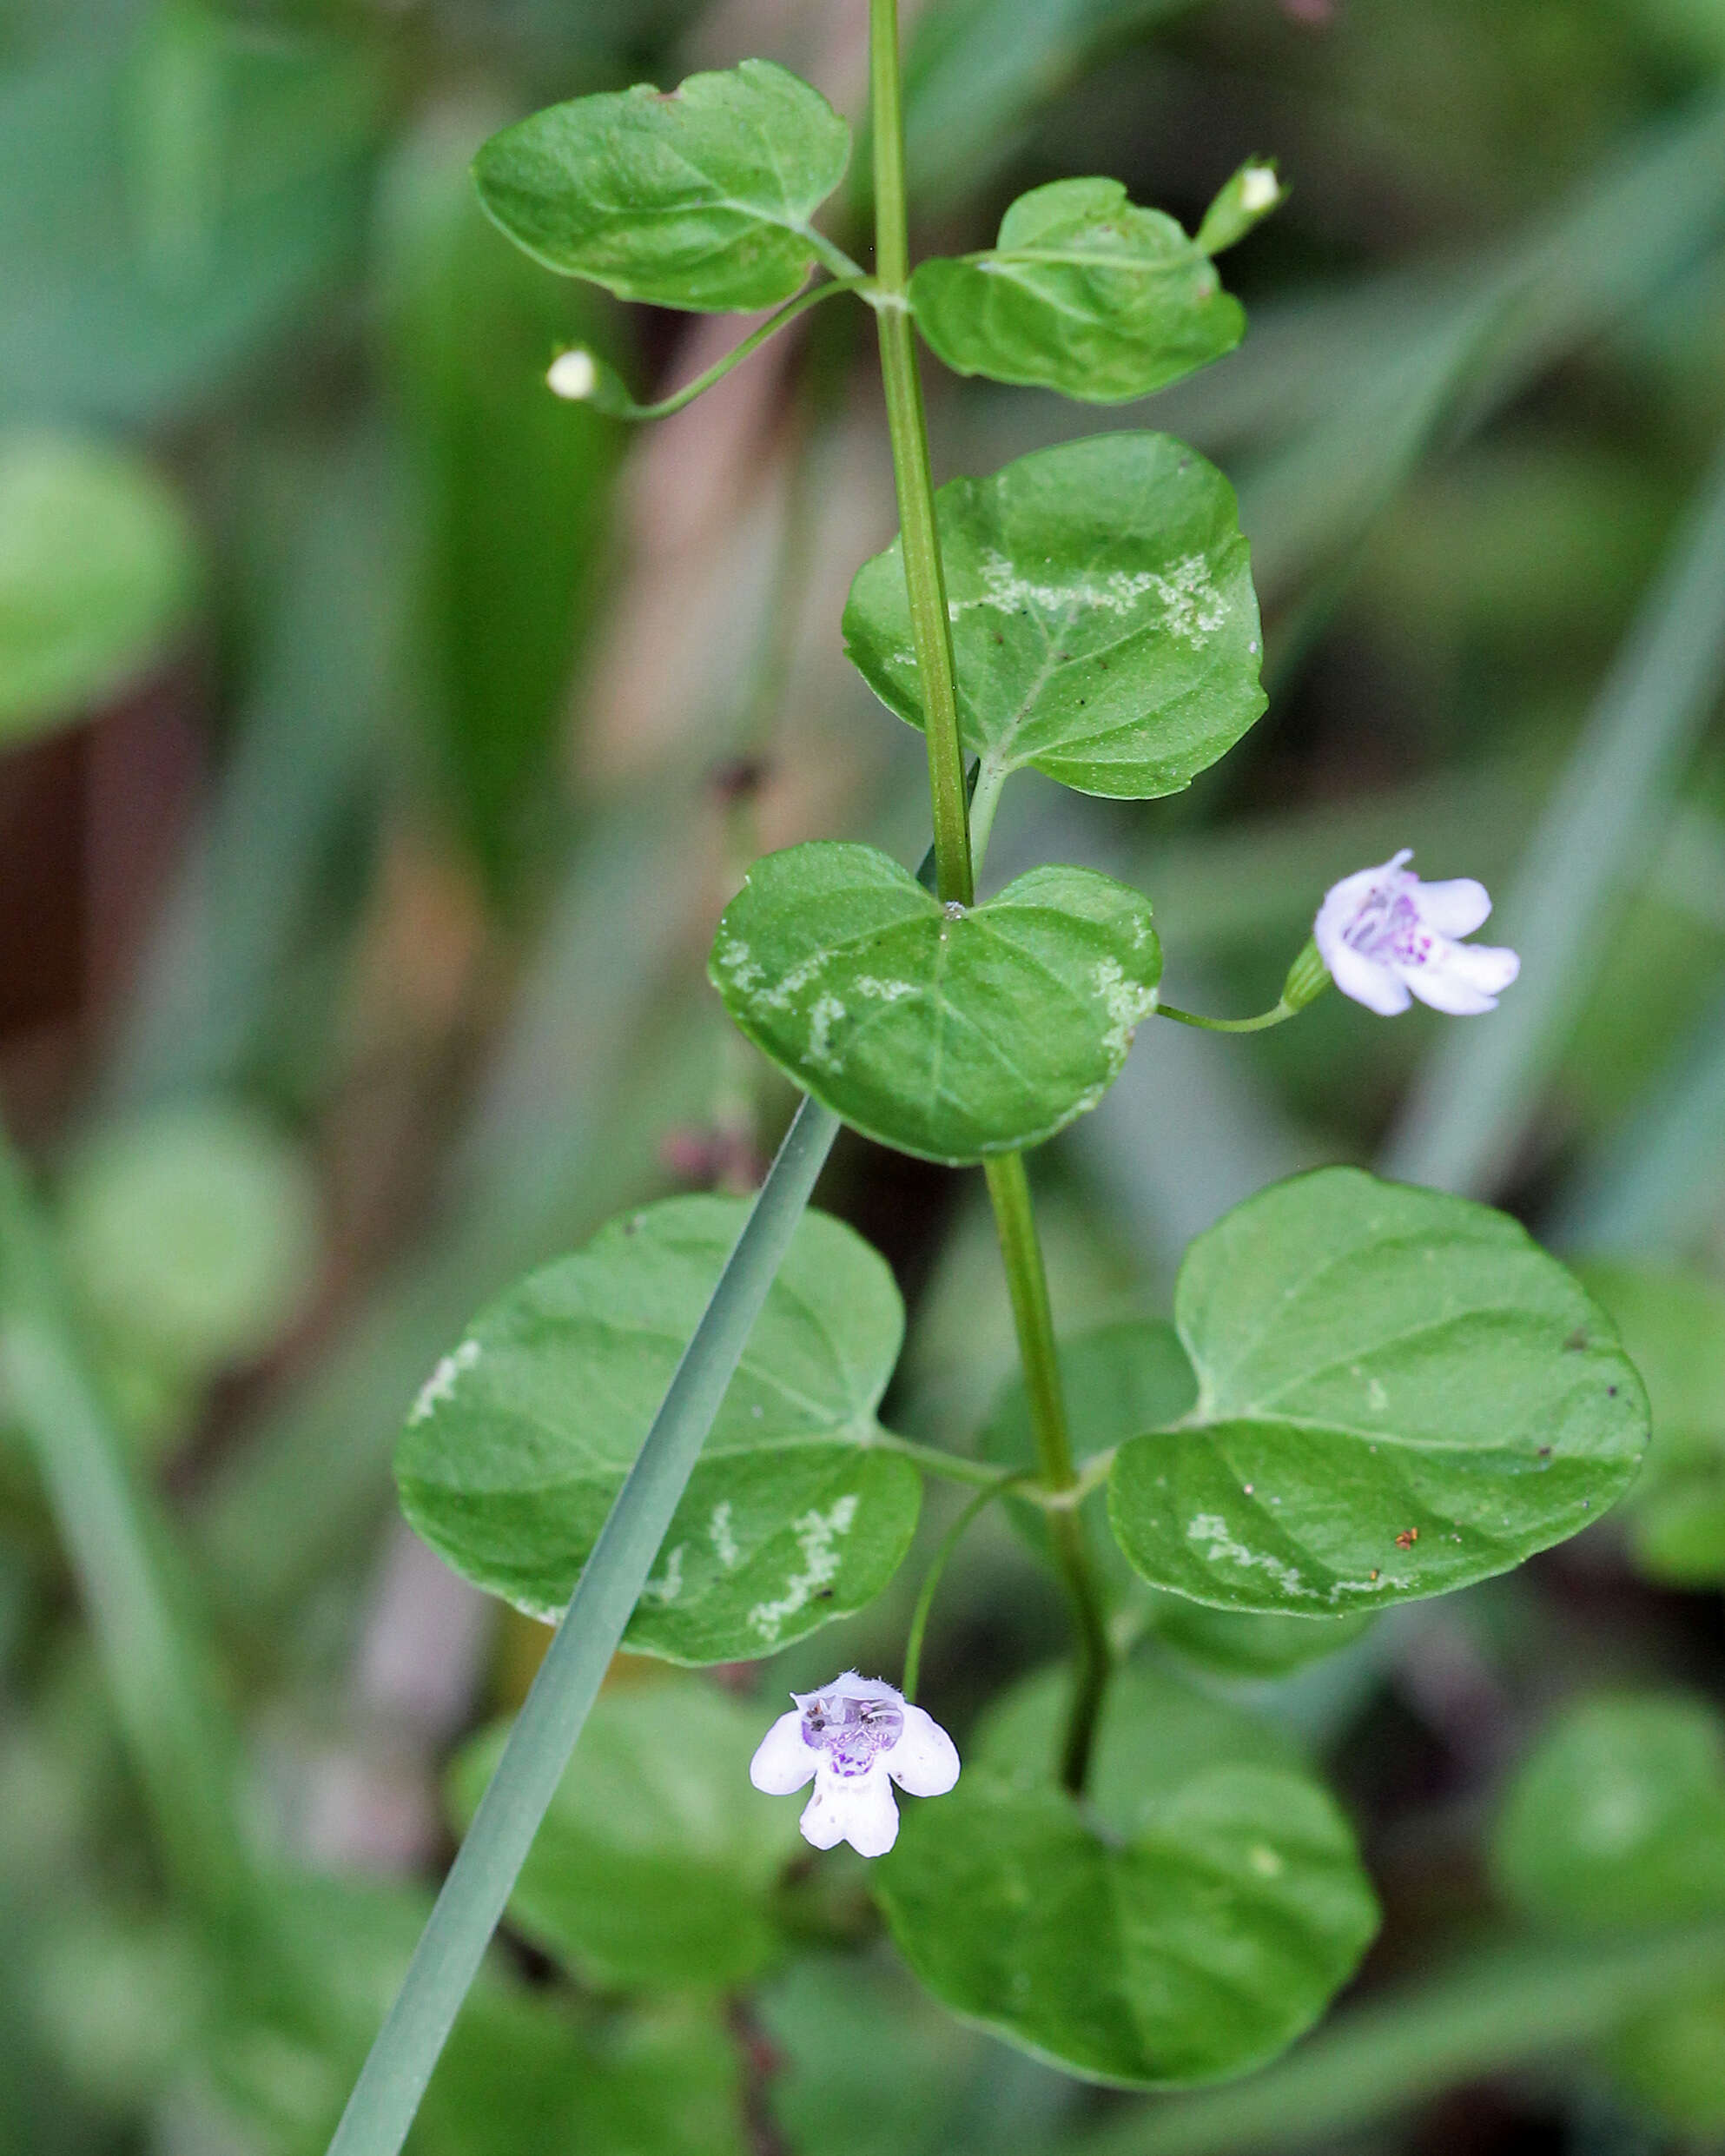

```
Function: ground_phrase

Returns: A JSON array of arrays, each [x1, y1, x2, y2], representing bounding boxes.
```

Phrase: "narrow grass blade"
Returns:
[[1546, 978, 1725, 1257], [1385, 430, 1725, 1196], [1068, 1921, 1725, 2156], [0, 1124, 251, 1933], [323, 1093, 839, 2156]]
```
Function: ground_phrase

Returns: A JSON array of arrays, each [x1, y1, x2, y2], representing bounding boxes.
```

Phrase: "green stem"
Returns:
[[869, 0, 973, 908], [981, 1154, 1111, 1794], [868, 0, 1107, 1784], [874, 1432, 1016, 1491], [570, 276, 870, 421], [1154, 998, 1300, 1035], [0, 1125, 253, 1939], [325, 1095, 841, 2156], [902, 1480, 1011, 1703]]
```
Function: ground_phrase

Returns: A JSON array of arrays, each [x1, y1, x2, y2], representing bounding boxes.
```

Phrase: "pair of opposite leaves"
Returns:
[[399, 1174, 1643, 2087], [399, 1168, 1645, 1665], [471, 56, 1254, 400]]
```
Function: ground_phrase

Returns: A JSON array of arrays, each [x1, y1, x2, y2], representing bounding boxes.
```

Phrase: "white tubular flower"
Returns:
[[1314, 849, 1520, 1017], [749, 1670, 959, 1858]]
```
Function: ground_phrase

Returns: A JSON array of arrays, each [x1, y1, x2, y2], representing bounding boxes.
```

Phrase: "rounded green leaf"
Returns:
[[1492, 1695, 1725, 1932], [395, 1194, 921, 1661], [1108, 1167, 1649, 1615], [57, 1101, 322, 1376], [447, 1678, 801, 1990], [0, 430, 197, 744], [472, 61, 849, 311], [909, 178, 1244, 403], [872, 1664, 1378, 2087], [1579, 1262, 1725, 1586], [842, 434, 1266, 799], [709, 842, 1161, 1165]]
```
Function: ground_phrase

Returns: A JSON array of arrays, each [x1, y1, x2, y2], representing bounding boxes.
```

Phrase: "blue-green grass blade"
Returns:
[[323, 1093, 840, 2156], [0, 1123, 251, 1934], [1547, 980, 1725, 1258], [1385, 430, 1725, 1197]]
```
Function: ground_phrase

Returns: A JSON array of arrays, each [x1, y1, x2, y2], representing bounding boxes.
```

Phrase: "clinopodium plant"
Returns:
[[334, 6, 1649, 2148]]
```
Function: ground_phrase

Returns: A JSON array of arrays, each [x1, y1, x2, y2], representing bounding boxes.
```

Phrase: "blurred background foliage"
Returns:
[[3, 0, 1725, 2150]]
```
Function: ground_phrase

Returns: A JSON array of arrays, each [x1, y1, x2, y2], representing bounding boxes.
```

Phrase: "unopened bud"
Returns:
[[1196, 162, 1285, 255], [546, 347, 598, 400]]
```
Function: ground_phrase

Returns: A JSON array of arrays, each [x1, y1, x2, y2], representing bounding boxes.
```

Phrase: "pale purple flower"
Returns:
[[1314, 849, 1519, 1017], [749, 1670, 959, 1857]]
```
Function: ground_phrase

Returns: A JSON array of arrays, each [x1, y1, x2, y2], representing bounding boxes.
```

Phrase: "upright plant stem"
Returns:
[[869, 0, 1109, 1789], [869, 0, 973, 909], [984, 1154, 1112, 1791]]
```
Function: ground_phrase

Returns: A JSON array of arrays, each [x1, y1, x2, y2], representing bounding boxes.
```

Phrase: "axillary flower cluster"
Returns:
[[750, 1670, 959, 1857]]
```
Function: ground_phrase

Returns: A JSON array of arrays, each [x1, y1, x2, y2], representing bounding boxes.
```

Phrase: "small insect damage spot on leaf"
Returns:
[[641, 1543, 684, 1604], [1563, 1327, 1590, 1352], [807, 993, 847, 1071], [1093, 957, 1156, 1058], [749, 1494, 861, 1637], [1394, 1528, 1418, 1551], [1186, 1512, 1305, 1596]]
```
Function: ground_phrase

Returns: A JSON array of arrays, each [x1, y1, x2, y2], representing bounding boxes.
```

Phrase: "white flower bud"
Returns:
[[546, 348, 598, 401]]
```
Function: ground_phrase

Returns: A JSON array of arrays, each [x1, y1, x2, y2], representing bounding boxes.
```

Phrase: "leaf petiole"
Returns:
[[551, 274, 872, 421]]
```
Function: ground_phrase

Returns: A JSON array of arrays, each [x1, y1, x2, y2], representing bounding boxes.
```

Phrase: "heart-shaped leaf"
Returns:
[[473, 61, 849, 311], [447, 1679, 802, 1989], [843, 434, 1265, 799], [1492, 1695, 1725, 1932], [1108, 1167, 1648, 1615], [709, 842, 1160, 1165], [909, 178, 1243, 402], [872, 1664, 1378, 2087], [395, 1195, 920, 1661]]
